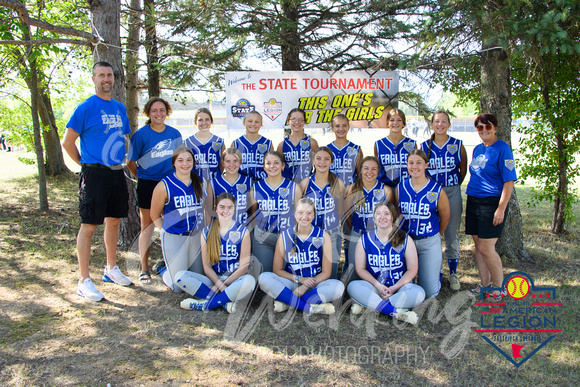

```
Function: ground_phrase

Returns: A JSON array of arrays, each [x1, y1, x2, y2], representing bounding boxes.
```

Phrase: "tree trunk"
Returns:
[[552, 133, 568, 234], [281, 0, 301, 71], [144, 0, 160, 97], [480, 44, 532, 263], [126, 0, 142, 134], [90, 0, 125, 102], [38, 88, 71, 176], [90, 0, 140, 249], [20, 20, 49, 210]]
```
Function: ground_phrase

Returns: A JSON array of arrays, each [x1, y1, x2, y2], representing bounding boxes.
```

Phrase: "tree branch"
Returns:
[[0, 0, 97, 42], [0, 39, 92, 46]]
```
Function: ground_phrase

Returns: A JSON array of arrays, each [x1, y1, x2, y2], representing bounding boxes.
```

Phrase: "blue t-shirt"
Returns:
[[397, 178, 442, 237], [210, 174, 252, 225], [281, 225, 325, 277], [202, 222, 247, 275], [128, 124, 182, 180], [66, 95, 130, 165], [232, 135, 272, 182], [361, 231, 408, 287], [327, 141, 360, 185], [466, 139, 517, 198], [375, 136, 416, 185], [420, 136, 463, 187]]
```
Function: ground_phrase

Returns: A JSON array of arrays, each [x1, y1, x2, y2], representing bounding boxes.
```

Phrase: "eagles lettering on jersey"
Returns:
[[253, 178, 296, 232], [162, 174, 205, 234], [211, 174, 252, 224], [304, 177, 339, 231], [233, 135, 272, 181], [351, 181, 387, 232], [282, 226, 325, 277], [202, 222, 247, 275], [376, 137, 416, 184], [362, 231, 408, 286], [420, 137, 462, 187], [282, 136, 312, 181], [184, 134, 224, 180], [397, 178, 442, 237], [328, 141, 360, 185]]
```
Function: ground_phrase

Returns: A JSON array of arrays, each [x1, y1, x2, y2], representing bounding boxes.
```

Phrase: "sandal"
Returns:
[[469, 283, 490, 296], [139, 271, 152, 284]]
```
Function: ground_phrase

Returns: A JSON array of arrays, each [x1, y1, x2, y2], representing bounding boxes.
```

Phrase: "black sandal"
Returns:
[[139, 271, 152, 284], [469, 283, 490, 295]]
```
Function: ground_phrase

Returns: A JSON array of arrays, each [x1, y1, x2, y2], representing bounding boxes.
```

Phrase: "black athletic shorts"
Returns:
[[79, 165, 129, 224], [465, 195, 508, 239], [136, 178, 161, 209]]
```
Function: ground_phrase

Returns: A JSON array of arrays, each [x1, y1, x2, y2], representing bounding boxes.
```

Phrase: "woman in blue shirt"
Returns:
[[466, 113, 517, 297], [128, 97, 182, 283]]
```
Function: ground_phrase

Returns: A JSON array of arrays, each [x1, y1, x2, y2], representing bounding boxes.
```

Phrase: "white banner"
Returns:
[[225, 71, 399, 130]]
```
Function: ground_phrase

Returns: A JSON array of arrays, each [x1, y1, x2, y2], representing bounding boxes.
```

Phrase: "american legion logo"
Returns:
[[474, 271, 562, 367]]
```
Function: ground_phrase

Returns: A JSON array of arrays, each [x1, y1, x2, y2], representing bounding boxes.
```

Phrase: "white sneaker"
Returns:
[[180, 298, 207, 311], [308, 303, 335, 315], [350, 303, 365, 315], [393, 309, 418, 325], [77, 278, 104, 302], [223, 302, 237, 314], [273, 300, 289, 312], [449, 273, 461, 291], [102, 265, 132, 286]]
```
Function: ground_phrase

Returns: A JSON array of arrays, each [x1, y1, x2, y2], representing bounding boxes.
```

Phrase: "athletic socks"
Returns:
[[376, 299, 397, 316], [193, 282, 217, 300], [275, 287, 310, 312], [206, 290, 232, 310], [301, 288, 322, 305], [448, 259, 458, 274]]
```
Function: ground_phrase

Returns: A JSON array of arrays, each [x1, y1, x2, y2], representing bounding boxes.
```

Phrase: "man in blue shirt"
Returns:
[[62, 62, 132, 302]]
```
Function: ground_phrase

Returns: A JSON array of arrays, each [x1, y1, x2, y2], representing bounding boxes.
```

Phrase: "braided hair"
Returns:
[[206, 193, 237, 266]]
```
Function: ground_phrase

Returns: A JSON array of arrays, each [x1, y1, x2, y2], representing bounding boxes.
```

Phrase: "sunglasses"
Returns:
[[476, 123, 494, 131]]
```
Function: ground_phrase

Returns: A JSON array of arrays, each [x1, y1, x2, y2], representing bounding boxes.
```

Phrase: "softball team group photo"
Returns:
[[63, 62, 518, 326]]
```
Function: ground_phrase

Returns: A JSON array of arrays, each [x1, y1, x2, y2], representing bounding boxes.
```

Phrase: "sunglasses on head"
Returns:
[[476, 123, 494, 131]]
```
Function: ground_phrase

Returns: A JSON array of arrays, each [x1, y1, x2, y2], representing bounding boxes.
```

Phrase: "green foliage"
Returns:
[[0, 100, 34, 152], [415, 0, 580, 231]]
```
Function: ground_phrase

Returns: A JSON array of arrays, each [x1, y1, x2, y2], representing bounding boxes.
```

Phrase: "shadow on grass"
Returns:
[[0, 176, 579, 385]]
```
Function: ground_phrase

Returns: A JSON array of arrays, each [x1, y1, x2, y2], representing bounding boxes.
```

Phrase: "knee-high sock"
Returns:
[[276, 288, 310, 312], [206, 291, 232, 310], [301, 288, 321, 305], [376, 299, 396, 316], [193, 282, 217, 300], [448, 259, 458, 274]]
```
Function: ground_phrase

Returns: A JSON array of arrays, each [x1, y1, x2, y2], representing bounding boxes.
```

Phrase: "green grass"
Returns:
[[0, 173, 579, 386]]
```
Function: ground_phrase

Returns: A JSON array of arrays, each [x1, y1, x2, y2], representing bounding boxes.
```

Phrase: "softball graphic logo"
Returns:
[[506, 276, 529, 299]]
